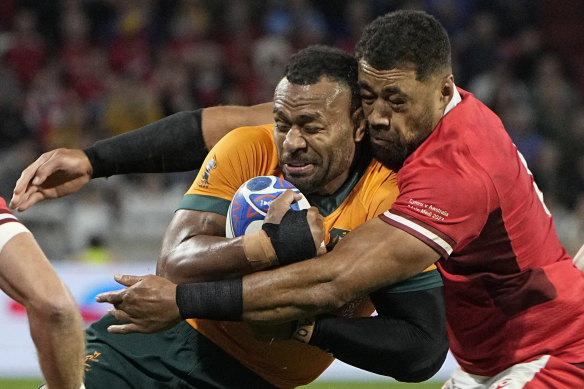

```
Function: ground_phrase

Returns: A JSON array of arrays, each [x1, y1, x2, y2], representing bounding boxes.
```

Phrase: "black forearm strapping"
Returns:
[[309, 286, 448, 382], [84, 110, 207, 178], [175, 278, 243, 321], [261, 209, 316, 265]]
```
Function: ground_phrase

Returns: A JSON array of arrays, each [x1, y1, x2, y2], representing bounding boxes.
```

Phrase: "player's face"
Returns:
[[358, 60, 451, 171], [272, 77, 365, 195]]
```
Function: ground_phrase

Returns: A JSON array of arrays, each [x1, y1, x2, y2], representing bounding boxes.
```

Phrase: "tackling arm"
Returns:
[[309, 285, 448, 382], [10, 103, 274, 211], [241, 217, 440, 323]]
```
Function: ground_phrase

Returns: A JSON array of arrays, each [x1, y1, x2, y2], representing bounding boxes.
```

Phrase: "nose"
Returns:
[[367, 99, 391, 129], [283, 127, 307, 152]]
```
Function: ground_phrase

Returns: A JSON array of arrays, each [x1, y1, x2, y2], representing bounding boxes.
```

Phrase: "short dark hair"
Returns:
[[284, 45, 360, 112], [355, 10, 451, 81]]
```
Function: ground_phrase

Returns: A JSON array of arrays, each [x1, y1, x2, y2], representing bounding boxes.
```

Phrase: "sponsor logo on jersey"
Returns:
[[199, 157, 217, 188]]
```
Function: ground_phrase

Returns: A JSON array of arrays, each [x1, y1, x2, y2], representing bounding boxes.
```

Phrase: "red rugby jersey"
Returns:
[[380, 88, 584, 376]]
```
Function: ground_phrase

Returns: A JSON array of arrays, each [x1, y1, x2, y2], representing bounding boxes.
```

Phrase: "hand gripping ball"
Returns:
[[225, 176, 310, 238]]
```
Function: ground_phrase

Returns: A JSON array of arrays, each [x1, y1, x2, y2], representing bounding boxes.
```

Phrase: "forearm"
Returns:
[[85, 110, 206, 177], [241, 219, 436, 323], [158, 234, 256, 283], [84, 103, 275, 178], [157, 207, 316, 284], [28, 293, 85, 389], [309, 287, 448, 381]]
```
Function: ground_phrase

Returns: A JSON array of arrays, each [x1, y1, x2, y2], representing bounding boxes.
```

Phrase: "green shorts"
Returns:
[[84, 315, 278, 389]]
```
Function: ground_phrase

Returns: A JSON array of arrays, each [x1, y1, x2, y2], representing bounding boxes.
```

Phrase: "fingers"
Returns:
[[274, 190, 299, 206], [10, 150, 65, 210], [13, 152, 52, 194], [265, 190, 299, 224], [10, 153, 53, 209], [11, 148, 92, 210], [95, 274, 145, 303], [113, 273, 144, 287], [106, 322, 142, 334], [11, 190, 46, 212], [95, 289, 125, 304], [108, 308, 132, 323]]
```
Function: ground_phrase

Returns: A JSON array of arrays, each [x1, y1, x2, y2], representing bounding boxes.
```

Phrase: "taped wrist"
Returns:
[[242, 230, 278, 270], [175, 278, 242, 321], [261, 209, 316, 266], [84, 110, 207, 178]]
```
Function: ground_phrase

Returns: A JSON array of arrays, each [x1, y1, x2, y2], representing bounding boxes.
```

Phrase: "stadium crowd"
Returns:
[[1, 0, 584, 259]]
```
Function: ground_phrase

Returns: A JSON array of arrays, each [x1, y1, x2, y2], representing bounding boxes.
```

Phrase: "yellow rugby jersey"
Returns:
[[178, 125, 441, 388]]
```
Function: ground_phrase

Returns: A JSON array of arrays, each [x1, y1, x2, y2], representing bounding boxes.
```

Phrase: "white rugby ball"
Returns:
[[225, 175, 310, 238]]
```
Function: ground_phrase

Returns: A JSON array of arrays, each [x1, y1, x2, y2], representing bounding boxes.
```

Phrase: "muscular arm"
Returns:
[[310, 286, 448, 382], [86, 103, 275, 178], [0, 233, 84, 389], [242, 217, 440, 323], [11, 102, 274, 211], [156, 209, 255, 283]]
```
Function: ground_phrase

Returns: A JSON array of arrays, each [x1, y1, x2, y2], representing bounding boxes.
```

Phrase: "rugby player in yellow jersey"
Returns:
[[13, 45, 447, 388]]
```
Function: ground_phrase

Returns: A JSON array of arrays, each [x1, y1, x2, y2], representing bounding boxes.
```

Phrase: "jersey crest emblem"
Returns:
[[198, 157, 217, 188]]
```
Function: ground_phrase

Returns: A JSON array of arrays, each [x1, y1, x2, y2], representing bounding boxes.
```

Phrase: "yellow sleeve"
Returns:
[[179, 125, 280, 213]]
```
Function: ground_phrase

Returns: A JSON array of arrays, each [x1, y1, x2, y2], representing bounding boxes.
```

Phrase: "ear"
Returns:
[[440, 74, 455, 104], [351, 107, 367, 142]]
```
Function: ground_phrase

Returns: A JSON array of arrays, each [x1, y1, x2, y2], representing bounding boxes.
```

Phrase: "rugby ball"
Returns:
[[226, 176, 310, 238]]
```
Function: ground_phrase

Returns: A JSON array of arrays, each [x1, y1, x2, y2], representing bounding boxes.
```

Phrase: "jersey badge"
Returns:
[[198, 157, 217, 188]]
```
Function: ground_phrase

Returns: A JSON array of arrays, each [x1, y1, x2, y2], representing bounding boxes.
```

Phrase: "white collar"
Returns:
[[443, 84, 461, 117]]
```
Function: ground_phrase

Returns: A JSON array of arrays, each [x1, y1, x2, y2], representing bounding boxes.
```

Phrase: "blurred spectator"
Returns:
[[0, 57, 29, 151], [499, 102, 541, 167], [72, 235, 117, 264], [107, 3, 153, 79], [4, 7, 45, 87], [457, 11, 502, 87], [21, 59, 85, 150], [250, 36, 292, 104], [101, 72, 164, 137], [530, 52, 581, 143]]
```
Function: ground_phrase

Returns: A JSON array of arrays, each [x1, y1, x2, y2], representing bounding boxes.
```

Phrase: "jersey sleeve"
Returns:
[[0, 197, 30, 253], [178, 125, 279, 215], [380, 155, 496, 259]]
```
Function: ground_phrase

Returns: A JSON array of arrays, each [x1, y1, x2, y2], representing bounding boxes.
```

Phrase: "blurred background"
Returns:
[[0, 0, 584, 383]]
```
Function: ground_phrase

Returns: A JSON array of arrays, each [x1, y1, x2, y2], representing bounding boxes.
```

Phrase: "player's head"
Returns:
[[355, 10, 455, 171], [272, 45, 366, 195]]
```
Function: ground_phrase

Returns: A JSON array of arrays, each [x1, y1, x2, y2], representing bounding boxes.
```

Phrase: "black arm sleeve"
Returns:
[[308, 286, 448, 382], [84, 110, 207, 178]]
